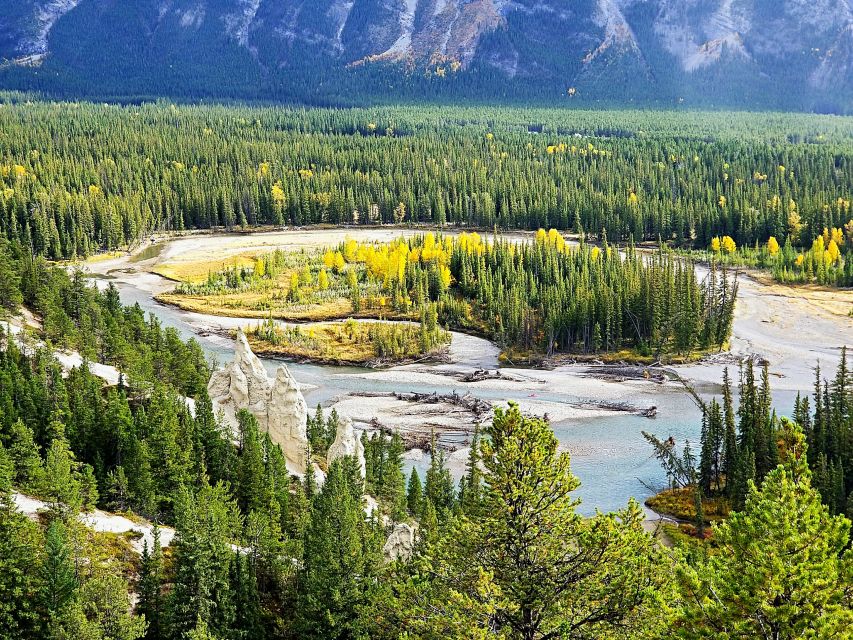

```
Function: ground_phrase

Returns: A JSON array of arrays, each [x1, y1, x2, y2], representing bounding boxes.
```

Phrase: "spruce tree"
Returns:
[[406, 469, 423, 518], [138, 527, 164, 640], [674, 420, 853, 638], [297, 457, 381, 640]]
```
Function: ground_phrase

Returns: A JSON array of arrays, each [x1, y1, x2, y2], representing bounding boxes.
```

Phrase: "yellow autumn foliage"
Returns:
[[767, 236, 780, 255]]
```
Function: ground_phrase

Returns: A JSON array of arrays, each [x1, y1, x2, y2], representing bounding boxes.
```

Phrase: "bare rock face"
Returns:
[[208, 331, 309, 474], [383, 522, 417, 563], [267, 365, 309, 473], [327, 417, 366, 478]]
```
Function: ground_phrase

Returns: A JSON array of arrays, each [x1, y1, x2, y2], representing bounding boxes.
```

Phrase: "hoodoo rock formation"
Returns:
[[383, 522, 417, 563], [327, 416, 367, 478], [208, 331, 309, 474]]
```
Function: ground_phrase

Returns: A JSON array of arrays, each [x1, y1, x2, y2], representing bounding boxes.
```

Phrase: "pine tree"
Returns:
[[138, 527, 164, 640], [376, 404, 669, 639], [7, 419, 43, 489], [66, 574, 147, 640], [0, 443, 44, 639], [0, 242, 23, 313], [406, 469, 423, 519], [40, 520, 78, 623], [721, 367, 738, 496], [674, 420, 853, 638], [231, 553, 264, 640], [297, 457, 381, 640], [424, 439, 455, 517], [236, 410, 267, 515], [699, 409, 713, 493], [41, 435, 83, 523], [168, 482, 239, 639], [379, 432, 406, 520], [459, 425, 483, 515]]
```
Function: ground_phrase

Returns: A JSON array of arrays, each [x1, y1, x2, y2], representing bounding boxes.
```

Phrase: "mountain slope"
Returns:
[[1, 0, 851, 110]]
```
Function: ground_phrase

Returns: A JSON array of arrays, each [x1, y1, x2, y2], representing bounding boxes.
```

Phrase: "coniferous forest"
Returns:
[[0, 96, 850, 273], [0, 93, 851, 640], [0, 206, 851, 639]]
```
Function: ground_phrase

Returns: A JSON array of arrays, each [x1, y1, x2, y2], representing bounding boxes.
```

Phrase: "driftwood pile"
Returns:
[[353, 391, 491, 451]]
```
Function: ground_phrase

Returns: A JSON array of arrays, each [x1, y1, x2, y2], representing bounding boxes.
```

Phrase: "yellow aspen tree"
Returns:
[[333, 251, 346, 273], [767, 237, 780, 255], [827, 240, 840, 264]]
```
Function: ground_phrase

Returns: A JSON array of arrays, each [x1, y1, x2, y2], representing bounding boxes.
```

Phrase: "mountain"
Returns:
[[1, 0, 851, 111]]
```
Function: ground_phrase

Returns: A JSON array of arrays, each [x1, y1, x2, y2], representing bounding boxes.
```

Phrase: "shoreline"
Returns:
[[74, 226, 853, 515]]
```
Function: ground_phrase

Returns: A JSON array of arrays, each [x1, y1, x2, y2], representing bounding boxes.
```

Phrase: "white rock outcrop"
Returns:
[[209, 331, 309, 474], [383, 522, 417, 562], [327, 416, 366, 478]]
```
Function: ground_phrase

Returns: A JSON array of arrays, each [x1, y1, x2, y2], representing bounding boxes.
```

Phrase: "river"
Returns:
[[84, 229, 853, 516]]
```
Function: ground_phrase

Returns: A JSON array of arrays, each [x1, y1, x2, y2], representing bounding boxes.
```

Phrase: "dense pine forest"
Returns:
[[647, 351, 853, 524], [1, 95, 851, 278], [0, 239, 851, 638]]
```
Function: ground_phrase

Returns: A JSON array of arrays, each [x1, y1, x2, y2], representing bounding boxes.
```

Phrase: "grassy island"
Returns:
[[155, 230, 737, 363], [245, 316, 450, 367]]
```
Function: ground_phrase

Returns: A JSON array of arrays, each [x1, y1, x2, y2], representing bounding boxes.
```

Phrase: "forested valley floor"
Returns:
[[0, 97, 851, 640]]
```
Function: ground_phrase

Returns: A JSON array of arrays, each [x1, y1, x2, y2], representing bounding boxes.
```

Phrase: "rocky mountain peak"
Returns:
[[1, 0, 850, 110]]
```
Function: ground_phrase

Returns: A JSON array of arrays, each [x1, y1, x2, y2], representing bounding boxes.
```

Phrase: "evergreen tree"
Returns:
[[721, 367, 738, 497], [138, 527, 165, 640], [424, 439, 455, 517], [60, 574, 147, 640], [231, 553, 264, 640], [374, 404, 669, 639], [674, 420, 853, 638], [297, 457, 381, 640], [236, 410, 266, 515], [40, 520, 78, 624], [168, 482, 240, 639], [378, 432, 406, 520], [0, 443, 44, 639], [406, 469, 423, 518], [459, 425, 483, 515], [41, 434, 83, 523], [6, 419, 43, 489]]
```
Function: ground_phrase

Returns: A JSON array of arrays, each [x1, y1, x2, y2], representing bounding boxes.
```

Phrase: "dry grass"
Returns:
[[645, 487, 731, 522], [500, 345, 725, 367], [156, 292, 359, 320], [85, 529, 141, 583], [246, 320, 449, 366], [156, 290, 418, 323], [83, 250, 127, 264], [247, 323, 378, 364], [153, 252, 260, 283]]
